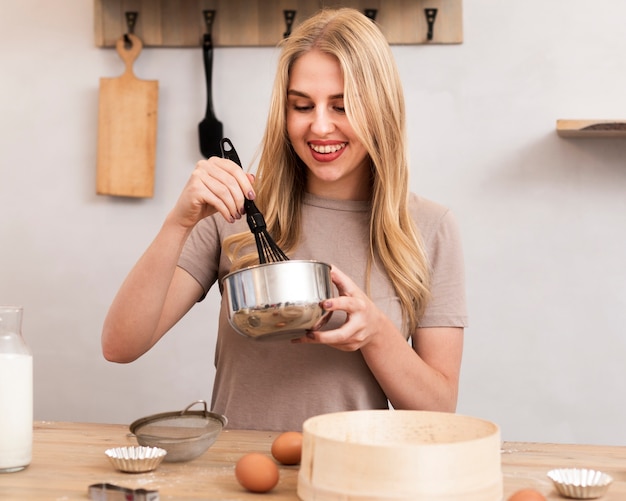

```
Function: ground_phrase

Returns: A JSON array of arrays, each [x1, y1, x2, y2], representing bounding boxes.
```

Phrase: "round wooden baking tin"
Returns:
[[297, 410, 502, 501]]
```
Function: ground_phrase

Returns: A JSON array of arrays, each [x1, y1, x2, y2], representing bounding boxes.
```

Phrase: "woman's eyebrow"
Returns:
[[287, 89, 344, 99], [287, 89, 308, 98]]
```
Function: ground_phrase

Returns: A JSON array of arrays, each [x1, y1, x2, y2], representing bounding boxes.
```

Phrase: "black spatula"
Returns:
[[198, 28, 223, 158]]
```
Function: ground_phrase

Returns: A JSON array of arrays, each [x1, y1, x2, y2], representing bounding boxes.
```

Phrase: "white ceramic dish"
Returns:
[[547, 468, 613, 499], [105, 445, 167, 473]]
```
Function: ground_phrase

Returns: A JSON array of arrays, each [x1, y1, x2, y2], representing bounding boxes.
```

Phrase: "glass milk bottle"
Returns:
[[0, 306, 33, 472]]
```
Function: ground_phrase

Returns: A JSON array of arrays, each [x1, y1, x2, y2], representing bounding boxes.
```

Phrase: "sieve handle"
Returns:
[[181, 400, 209, 416]]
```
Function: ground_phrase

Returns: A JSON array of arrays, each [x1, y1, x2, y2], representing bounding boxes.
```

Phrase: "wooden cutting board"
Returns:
[[96, 33, 158, 198]]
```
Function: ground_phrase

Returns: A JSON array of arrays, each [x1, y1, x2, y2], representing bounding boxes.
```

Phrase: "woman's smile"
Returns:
[[309, 141, 347, 161]]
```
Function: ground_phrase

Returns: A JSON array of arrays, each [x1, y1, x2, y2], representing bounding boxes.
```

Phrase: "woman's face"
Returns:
[[286, 50, 370, 200]]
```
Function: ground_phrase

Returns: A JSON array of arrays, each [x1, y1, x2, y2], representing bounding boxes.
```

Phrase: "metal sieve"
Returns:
[[129, 400, 227, 462]]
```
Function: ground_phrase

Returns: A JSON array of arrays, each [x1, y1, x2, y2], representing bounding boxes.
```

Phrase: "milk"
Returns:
[[0, 353, 33, 472]]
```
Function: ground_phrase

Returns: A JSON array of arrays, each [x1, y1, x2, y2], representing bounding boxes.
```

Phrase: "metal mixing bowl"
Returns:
[[129, 401, 227, 462], [223, 260, 333, 341]]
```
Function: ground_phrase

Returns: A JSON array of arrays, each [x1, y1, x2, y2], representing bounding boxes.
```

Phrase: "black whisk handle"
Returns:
[[219, 138, 242, 167], [220, 138, 264, 235], [219, 137, 289, 264], [245, 202, 267, 234]]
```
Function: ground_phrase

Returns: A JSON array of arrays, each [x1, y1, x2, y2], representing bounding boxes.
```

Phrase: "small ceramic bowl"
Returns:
[[105, 445, 167, 473], [547, 468, 613, 499]]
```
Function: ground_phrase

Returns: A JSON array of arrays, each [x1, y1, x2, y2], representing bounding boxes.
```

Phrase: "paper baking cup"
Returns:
[[105, 445, 167, 473], [547, 468, 613, 499]]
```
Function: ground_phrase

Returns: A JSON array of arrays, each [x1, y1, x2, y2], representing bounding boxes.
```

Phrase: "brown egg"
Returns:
[[271, 431, 303, 465], [235, 453, 279, 493], [508, 488, 547, 501]]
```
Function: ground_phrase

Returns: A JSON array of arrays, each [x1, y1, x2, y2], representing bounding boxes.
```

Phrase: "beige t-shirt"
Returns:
[[178, 192, 467, 431]]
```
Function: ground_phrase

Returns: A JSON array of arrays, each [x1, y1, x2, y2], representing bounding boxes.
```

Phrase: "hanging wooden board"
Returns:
[[94, 0, 463, 47], [96, 33, 158, 198]]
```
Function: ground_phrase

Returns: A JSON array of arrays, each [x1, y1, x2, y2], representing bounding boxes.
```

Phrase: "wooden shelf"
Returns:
[[556, 119, 626, 138], [94, 0, 463, 47]]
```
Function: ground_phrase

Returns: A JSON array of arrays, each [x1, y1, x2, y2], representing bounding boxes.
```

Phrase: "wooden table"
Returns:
[[0, 421, 624, 499]]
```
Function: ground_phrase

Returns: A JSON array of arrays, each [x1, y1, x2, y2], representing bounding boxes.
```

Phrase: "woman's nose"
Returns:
[[310, 108, 335, 136]]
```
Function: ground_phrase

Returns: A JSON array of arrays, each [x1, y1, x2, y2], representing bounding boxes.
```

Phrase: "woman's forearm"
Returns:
[[101, 217, 195, 363], [361, 324, 464, 412]]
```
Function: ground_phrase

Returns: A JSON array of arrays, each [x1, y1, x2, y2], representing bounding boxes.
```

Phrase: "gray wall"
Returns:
[[1, 0, 625, 445]]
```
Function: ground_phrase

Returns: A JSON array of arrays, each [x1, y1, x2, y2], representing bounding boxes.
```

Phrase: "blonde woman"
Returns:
[[102, 8, 467, 431]]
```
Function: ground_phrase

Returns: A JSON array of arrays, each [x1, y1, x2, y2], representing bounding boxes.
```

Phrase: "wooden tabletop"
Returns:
[[0, 421, 624, 500]]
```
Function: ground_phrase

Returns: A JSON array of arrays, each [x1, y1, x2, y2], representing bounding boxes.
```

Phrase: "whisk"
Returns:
[[220, 138, 289, 264]]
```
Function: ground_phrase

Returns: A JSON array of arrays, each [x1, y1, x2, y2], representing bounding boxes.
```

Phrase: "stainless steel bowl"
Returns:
[[223, 260, 333, 340]]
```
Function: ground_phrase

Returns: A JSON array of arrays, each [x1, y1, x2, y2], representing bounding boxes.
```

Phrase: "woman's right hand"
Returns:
[[170, 156, 256, 229], [102, 155, 255, 363]]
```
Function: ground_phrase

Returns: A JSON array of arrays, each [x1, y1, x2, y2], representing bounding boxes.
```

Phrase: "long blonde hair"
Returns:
[[225, 8, 431, 333]]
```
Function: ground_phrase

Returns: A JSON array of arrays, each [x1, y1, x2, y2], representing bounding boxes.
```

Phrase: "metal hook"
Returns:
[[124, 11, 138, 48], [203, 10, 216, 36], [202, 10, 216, 46], [283, 10, 296, 39], [364, 9, 378, 22], [425, 8, 437, 41]]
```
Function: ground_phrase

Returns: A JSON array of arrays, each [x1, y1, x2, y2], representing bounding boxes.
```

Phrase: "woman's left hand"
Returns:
[[294, 265, 386, 351]]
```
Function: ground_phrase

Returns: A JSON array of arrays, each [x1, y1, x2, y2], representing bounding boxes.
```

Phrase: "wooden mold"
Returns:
[[298, 410, 502, 501]]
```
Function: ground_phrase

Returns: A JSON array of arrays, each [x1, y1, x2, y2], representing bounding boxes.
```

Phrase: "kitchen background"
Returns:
[[1, 0, 625, 445]]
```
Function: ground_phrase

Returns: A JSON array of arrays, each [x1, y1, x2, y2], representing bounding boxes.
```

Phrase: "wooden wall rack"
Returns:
[[556, 120, 626, 138], [94, 0, 463, 47]]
